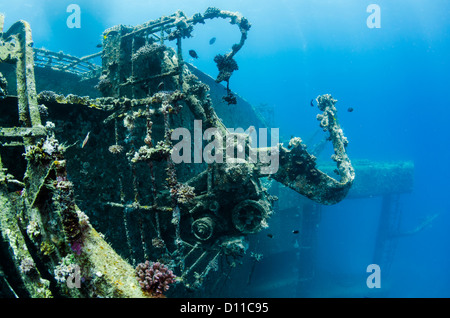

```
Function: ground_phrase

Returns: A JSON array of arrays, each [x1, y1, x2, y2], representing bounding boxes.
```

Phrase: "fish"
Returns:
[[209, 37, 216, 45], [103, 30, 118, 40], [189, 50, 199, 59], [347, 107, 354, 112], [96, 43, 102, 48], [267, 234, 273, 239], [310, 99, 314, 107], [292, 230, 299, 234], [157, 82, 165, 91], [81, 131, 90, 148]]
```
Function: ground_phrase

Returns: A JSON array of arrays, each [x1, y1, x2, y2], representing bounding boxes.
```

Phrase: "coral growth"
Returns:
[[131, 44, 166, 63], [135, 261, 176, 296], [0, 72, 7, 98], [37, 90, 62, 104], [132, 141, 172, 163], [168, 12, 194, 40], [214, 54, 239, 104], [19, 257, 37, 275], [24, 136, 64, 163], [95, 75, 112, 95], [175, 183, 196, 204], [54, 254, 79, 284], [26, 220, 41, 240], [204, 7, 221, 19], [222, 92, 237, 105], [214, 54, 239, 84], [108, 144, 124, 154]]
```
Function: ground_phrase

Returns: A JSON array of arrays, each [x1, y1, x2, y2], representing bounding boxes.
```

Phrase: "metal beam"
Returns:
[[320, 160, 414, 198], [0, 127, 46, 138]]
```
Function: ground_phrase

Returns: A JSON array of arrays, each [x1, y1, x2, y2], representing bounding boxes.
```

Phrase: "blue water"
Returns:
[[2, 0, 449, 297]]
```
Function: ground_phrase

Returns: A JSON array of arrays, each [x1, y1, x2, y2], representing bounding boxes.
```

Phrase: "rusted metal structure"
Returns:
[[0, 8, 413, 298]]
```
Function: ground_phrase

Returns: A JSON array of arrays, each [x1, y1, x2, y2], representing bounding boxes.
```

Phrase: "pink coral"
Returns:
[[135, 261, 176, 296], [70, 239, 83, 255]]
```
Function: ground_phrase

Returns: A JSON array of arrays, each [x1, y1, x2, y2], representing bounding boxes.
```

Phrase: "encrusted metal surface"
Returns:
[[0, 8, 405, 298]]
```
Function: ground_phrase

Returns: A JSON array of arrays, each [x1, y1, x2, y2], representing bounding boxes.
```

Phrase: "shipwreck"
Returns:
[[0, 9, 413, 298]]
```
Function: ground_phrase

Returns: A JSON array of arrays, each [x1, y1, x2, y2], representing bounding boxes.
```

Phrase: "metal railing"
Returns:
[[33, 48, 102, 79]]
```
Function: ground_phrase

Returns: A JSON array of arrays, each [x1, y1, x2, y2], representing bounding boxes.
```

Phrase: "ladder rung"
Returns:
[[0, 141, 24, 147], [0, 127, 46, 138]]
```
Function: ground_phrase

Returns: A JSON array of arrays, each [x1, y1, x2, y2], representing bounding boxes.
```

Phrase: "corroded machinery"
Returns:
[[0, 9, 358, 297]]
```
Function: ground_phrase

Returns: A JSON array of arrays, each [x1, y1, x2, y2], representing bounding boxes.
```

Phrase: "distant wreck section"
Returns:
[[0, 8, 411, 298]]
